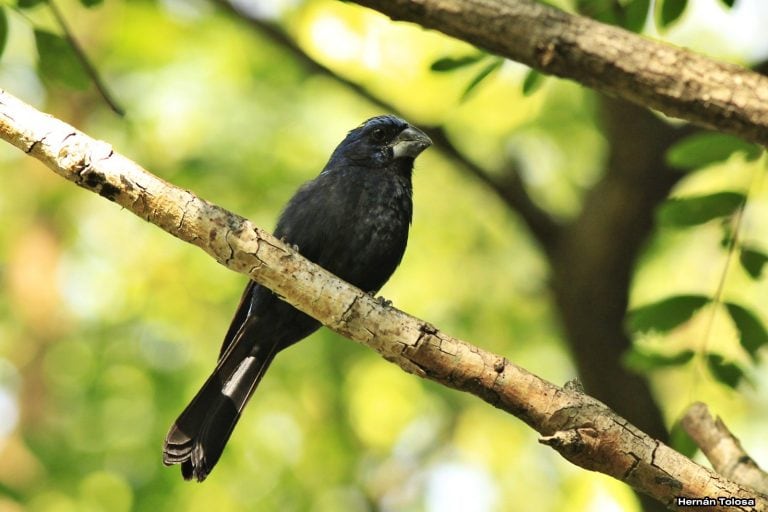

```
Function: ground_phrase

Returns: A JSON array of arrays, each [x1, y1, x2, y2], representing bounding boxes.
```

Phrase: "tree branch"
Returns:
[[214, 0, 561, 253], [351, 0, 768, 146], [682, 402, 768, 495], [2, 90, 766, 510]]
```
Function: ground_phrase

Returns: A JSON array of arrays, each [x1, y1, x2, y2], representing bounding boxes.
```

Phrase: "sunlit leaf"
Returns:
[[725, 303, 768, 361], [622, 0, 651, 32], [628, 295, 709, 333], [659, 0, 688, 28], [739, 247, 768, 279], [706, 354, 745, 389], [623, 346, 694, 372], [665, 133, 761, 170], [430, 54, 486, 72], [35, 30, 90, 89], [522, 69, 545, 96], [669, 420, 698, 458], [0, 8, 7, 59], [657, 192, 745, 227], [461, 58, 503, 101]]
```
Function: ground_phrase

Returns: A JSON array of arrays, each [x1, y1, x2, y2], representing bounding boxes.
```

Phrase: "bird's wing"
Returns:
[[217, 279, 258, 360]]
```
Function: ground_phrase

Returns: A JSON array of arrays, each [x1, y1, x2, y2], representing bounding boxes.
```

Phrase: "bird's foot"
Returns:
[[279, 237, 300, 252], [368, 291, 392, 307], [564, 377, 584, 393]]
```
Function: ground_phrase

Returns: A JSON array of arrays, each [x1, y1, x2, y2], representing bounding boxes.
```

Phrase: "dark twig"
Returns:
[[212, 0, 561, 254], [47, 0, 125, 116]]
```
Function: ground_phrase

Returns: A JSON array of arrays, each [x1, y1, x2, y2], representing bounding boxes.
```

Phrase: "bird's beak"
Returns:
[[392, 125, 432, 159]]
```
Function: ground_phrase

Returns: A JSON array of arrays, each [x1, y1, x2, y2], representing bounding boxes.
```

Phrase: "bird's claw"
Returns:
[[564, 378, 584, 393], [368, 291, 392, 307], [279, 237, 300, 252]]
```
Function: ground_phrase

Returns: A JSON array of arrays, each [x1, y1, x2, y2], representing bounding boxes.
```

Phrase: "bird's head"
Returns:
[[327, 115, 432, 170]]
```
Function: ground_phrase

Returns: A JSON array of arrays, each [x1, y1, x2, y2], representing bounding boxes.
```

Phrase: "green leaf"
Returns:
[[657, 192, 745, 227], [80, 0, 104, 6], [622, 0, 651, 32], [669, 420, 698, 458], [720, 0, 736, 7], [576, 0, 619, 25], [706, 354, 744, 389], [430, 54, 486, 72], [665, 133, 762, 170], [739, 247, 768, 279], [522, 69, 545, 96], [18, 0, 46, 8], [725, 303, 768, 361], [628, 295, 709, 333], [461, 58, 503, 101], [659, 0, 688, 28], [34, 29, 90, 89], [623, 347, 694, 373], [0, 8, 7, 60]]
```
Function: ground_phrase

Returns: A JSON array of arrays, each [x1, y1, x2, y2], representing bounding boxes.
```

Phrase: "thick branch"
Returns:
[[214, 0, 561, 253], [352, 0, 768, 146], [1, 90, 765, 510]]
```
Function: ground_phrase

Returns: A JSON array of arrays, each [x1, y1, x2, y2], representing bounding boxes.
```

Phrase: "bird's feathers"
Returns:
[[163, 115, 431, 481]]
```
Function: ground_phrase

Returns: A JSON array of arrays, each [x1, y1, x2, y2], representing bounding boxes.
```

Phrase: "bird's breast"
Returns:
[[332, 174, 412, 292]]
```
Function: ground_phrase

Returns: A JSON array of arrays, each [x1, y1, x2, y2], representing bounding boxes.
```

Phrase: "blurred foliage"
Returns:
[[665, 132, 761, 171], [0, 0, 767, 511], [656, 191, 745, 227]]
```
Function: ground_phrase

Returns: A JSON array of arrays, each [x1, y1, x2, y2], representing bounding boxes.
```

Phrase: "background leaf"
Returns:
[[576, 0, 619, 25], [430, 54, 486, 72], [665, 132, 761, 170], [739, 247, 768, 279], [669, 420, 698, 458], [659, 0, 688, 28], [80, 0, 104, 6], [706, 354, 745, 389], [657, 192, 745, 227], [623, 347, 695, 373], [628, 295, 709, 333], [35, 30, 90, 89], [725, 303, 768, 361], [522, 69, 545, 96], [720, 0, 736, 7], [622, 0, 651, 32], [461, 58, 503, 101], [0, 8, 7, 60], [18, 0, 46, 8]]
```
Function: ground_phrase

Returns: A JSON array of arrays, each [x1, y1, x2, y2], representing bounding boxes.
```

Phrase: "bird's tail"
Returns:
[[163, 324, 277, 481]]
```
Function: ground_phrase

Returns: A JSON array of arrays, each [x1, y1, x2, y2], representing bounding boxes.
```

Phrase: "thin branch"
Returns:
[[213, 0, 561, 254], [352, 0, 768, 147], [47, 0, 125, 116], [1, 88, 766, 511], [682, 402, 768, 494]]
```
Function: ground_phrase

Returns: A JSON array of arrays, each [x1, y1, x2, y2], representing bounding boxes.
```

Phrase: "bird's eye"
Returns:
[[370, 128, 387, 143]]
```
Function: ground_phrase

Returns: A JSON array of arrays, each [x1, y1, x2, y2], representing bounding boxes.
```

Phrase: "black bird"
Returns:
[[163, 115, 431, 481]]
